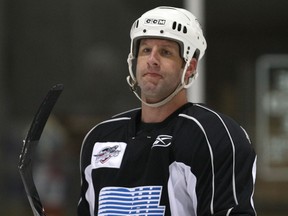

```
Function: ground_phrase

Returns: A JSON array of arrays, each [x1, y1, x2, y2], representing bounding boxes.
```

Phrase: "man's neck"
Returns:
[[141, 92, 188, 123]]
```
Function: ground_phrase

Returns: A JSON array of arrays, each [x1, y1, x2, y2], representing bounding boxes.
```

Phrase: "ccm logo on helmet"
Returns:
[[145, 18, 166, 25]]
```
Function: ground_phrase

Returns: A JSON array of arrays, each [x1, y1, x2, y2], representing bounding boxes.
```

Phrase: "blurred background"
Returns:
[[0, 0, 288, 215]]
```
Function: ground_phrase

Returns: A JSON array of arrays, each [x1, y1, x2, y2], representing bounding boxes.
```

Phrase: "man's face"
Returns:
[[136, 38, 184, 104]]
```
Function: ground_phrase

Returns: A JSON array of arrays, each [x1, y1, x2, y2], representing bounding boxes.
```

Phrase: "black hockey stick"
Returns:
[[18, 84, 64, 216]]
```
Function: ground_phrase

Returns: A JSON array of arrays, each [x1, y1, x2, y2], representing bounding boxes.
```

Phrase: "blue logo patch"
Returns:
[[98, 186, 165, 215]]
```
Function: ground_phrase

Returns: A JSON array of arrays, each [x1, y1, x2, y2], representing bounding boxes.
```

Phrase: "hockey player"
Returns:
[[78, 6, 257, 216]]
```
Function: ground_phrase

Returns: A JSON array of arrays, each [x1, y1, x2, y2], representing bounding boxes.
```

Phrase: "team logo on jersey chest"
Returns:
[[94, 145, 120, 164], [91, 142, 127, 169]]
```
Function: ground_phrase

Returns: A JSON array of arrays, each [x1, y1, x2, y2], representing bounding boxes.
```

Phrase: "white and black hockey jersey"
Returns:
[[78, 103, 257, 216]]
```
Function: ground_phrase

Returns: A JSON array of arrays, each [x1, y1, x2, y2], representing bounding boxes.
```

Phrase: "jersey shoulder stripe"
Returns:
[[83, 117, 131, 143], [112, 107, 141, 118]]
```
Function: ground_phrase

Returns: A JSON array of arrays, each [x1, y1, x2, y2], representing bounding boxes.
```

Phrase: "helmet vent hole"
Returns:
[[143, 29, 147, 33], [172, 21, 177, 30], [183, 26, 187, 33], [136, 20, 139, 28], [160, 30, 164, 34], [177, 24, 182, 31]]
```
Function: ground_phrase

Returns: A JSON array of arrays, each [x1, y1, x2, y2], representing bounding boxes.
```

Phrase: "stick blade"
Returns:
[[18, 84, 64, 216]]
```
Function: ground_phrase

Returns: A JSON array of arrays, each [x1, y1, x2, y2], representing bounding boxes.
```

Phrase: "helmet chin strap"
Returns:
[[127, 56, 197, 108], [127, 75, 185, 108]]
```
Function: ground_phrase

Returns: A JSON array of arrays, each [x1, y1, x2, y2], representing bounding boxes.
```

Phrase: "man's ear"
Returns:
[[185, 58, 198, 79]]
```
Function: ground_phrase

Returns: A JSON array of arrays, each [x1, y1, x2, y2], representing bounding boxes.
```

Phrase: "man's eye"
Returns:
[[139, 47, 151, 55], [143, 48, 151, 53], [161, 50, 172, 56]]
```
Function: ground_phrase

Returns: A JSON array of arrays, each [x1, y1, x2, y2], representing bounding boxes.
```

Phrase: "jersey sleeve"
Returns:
[[175, 106, 257, 215], [77, 126, 97, 216], [203, 114, 257, 215], [215, 117, 257, 215], [77, 177, 91, 216], [76, 114, 135, 216]]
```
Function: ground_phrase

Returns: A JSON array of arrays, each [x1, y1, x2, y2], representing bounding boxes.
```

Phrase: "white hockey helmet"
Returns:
[[127, 6, 207, 107], [130, 6, 206, 61]]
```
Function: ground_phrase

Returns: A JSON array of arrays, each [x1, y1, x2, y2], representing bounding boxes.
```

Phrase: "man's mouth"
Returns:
[[144, 72, 162, 78]]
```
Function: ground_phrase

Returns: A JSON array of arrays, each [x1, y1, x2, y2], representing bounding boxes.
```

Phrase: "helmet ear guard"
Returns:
[[127, 6, 207, 107]]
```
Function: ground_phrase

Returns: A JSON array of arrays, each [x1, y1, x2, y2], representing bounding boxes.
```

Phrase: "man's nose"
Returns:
[[147, 48, 160, 66]]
